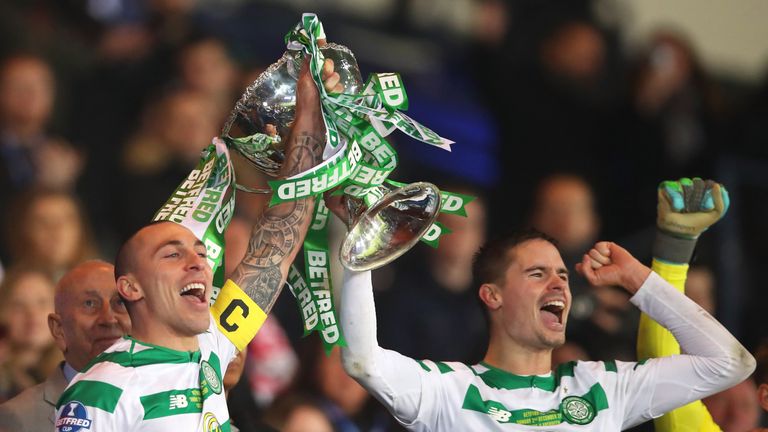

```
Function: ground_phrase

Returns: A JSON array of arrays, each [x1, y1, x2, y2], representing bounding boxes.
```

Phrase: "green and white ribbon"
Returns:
[[274, 13, 453, 201], [285, 200, 346, 354], [153, 137, 236, 303], [285, 14, 343, 160], [278, 13, 469, 350], [301, 199, 346, 354]]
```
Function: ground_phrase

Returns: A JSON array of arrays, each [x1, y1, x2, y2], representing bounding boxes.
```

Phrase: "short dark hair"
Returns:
[[113, 237, 134, 281], [472, 228, 559, 289], [114, 221, 169, 281]]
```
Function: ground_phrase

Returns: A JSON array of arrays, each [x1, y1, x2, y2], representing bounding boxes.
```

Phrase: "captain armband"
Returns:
[[210, 279, 267, 351]]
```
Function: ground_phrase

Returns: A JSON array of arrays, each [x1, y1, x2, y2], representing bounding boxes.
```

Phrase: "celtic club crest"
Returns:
[[560, 396, 595, 425], [201, 361, 222, 395]]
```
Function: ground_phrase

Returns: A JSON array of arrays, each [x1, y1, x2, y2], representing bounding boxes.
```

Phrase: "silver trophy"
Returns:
[[222, 43, 363, 187], [340, 182, 441, 271], [222, 44, 440, 271]]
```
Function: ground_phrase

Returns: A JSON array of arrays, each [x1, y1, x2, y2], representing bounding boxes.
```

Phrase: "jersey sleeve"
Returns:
[[210, 279, 268, 353], [55, 366, 137, 432], [636, 259, 721, 432], [618, 271, 755, 429], [339, 269, 445, 429]]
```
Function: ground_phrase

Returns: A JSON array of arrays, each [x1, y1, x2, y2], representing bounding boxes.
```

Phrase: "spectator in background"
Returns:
[[223, 347, 318, 432], [0, 261, 130, 431], [292, 340, 400, 432], [615, 31, 728, 231], [0, 55, 82, 191], [377, 191, 488, 363], [487, 17, 625, 233], [0, 55, 83, 259], [72, 0, 213, 251], [5, 189, 96, 281], [223, 349, 276, 432], [684, 265, 717, 315], [114, 88, 219, 238], [224, 349, 247, 398], [177, 36, 239, 120], [530, 174, 599, 256], [630, 31, 725, 175], [705, 341, 768, 431], [263, 393, 334, 432], [703, 378, 761, 432], [0, 267, 59, 401]]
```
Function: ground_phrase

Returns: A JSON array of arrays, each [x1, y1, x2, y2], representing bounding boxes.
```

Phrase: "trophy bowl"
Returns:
[[340, 182, 441, 271], [222, 43, 363, 185]]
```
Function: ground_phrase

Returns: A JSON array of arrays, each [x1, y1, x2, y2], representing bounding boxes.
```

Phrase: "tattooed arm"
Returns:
[[229, 56, 340, 314]]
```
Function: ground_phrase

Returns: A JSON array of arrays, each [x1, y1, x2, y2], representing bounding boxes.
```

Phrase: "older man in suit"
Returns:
[[0, 260, 130, 431]]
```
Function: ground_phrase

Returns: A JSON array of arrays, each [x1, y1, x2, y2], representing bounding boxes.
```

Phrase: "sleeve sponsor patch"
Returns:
[[210, 279, 266, 351], [56, 401, 92, 432]]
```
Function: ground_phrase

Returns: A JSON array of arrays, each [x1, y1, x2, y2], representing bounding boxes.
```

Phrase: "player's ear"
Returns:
[[479, 283, 502, 310], [117, 275, 144, 302], [758, 383, 768, 411], [48, 313, 66, 353]]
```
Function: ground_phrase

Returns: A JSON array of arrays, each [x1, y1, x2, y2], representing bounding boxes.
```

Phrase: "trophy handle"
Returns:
[[340, 182, 441, 271]]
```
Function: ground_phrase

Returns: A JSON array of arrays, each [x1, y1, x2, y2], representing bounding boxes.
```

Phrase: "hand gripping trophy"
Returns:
[[155, 13, 469, 350], [221, 14, 460, 271]]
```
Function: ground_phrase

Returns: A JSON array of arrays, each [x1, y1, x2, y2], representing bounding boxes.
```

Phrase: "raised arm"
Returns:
[[637, 178, 729, 432], [639, 178, 728, 361], [229, 56, 340, 314], [339, 269, 428, 426], [577, 241, 755, 428]]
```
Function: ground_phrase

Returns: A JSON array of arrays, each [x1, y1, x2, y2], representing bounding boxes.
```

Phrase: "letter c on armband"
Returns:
[[211, 280, 267, 351], [219, 299, 249, 332]]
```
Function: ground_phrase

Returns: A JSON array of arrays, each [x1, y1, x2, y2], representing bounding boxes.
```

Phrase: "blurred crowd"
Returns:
[[0, 0, 767, 430]]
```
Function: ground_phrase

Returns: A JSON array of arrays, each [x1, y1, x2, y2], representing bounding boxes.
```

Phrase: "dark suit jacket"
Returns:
[[0, 363, 67, 432]]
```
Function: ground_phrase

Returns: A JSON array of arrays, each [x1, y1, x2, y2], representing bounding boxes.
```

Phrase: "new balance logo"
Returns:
[[488, 406, 512, 422], [169, 394, 188, 409]]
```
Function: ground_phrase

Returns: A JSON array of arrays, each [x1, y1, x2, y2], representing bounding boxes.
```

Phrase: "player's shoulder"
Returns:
[[561, 359, 630, 379], [56, 367, 136, 427], [57, 338, 150, 409], [79, 338, 151, 373], [566, 359, 651, 384]]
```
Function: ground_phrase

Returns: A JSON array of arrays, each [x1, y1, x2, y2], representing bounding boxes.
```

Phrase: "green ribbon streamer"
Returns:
[[153, 137, 236, 303], [267, 139, 361, 205], [277, 13, 469, 351], [287, 264, 322, 337], [277, 13, 452, 199], [300, 199, 346, 354], [421, 221, 453, 249], [285, 14, 342, 158], [370, 73, 409, 112]]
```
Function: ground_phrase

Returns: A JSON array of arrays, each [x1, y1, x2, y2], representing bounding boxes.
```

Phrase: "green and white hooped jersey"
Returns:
[[54, 279, 265, 432], [399, 357, 656, 430], [341, 270, 754, 432], [54, 319, 236, 432]]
